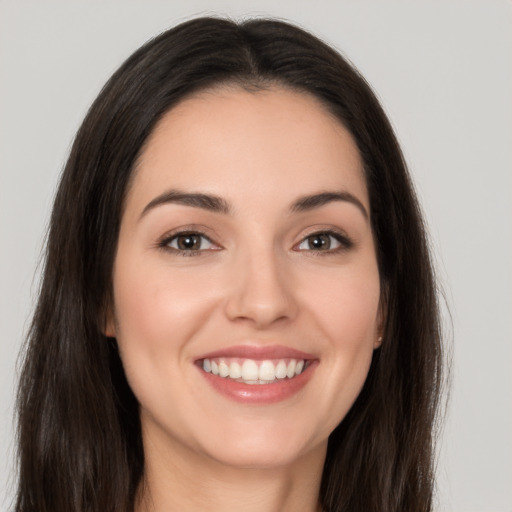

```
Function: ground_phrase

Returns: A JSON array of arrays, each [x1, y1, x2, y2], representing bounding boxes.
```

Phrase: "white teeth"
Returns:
[[258, 360, 276, 381], [218, 361, 230, 377], [201, 357, 308, 383], [275, 360, 287, 379], [286, 360, 296, 378], [241, 360, 259, 381], [229, 361, 242, 379]]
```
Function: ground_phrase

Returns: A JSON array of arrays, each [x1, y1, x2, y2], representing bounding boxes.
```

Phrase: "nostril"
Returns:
[[223, 256, 296, 324]]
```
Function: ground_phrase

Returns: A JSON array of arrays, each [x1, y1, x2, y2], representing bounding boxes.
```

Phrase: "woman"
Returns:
[[15, 16, 444, 512]]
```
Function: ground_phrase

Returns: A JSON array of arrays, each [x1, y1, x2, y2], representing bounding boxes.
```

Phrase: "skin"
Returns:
[[107, 86, 383, 512]]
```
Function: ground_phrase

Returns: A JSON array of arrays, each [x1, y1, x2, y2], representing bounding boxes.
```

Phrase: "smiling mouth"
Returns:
[[199, 358, 310, 385]]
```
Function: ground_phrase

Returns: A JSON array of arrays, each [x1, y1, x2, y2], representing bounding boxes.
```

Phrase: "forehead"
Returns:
[[127, 86, 368, 218]]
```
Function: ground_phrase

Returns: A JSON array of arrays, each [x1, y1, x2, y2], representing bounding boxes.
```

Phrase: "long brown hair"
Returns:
[[15, 17, 445, 512]]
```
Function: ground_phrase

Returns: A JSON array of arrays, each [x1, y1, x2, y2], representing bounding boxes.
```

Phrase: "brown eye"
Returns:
[[296, 231, 350, 253], [177, 234, 201, 250], [166, 233, 214, 251], [305, 233, 332, 250]]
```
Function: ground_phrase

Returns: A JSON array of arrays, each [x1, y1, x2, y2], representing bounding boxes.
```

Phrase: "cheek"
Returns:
[[112, 256, 218, 350], [303, 261, 381, 343], [299, 263, 380, 419], [110, 259, 221, 419]]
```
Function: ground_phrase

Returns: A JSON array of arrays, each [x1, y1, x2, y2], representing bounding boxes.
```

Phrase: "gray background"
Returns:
[[1, 1, 511, 510]]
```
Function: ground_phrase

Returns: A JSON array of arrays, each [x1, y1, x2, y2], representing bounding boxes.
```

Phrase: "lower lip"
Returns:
[[197, 361, 317, 404]]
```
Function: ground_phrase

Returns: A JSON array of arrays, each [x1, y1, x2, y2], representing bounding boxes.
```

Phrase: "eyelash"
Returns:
[[297, 230, 353, 255], [158, 229, 218, 257], [158, 229, 353, 257]]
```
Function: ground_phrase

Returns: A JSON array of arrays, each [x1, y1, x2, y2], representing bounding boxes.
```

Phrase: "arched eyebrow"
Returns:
[[139, 189, 368, 220], [140, 189, 231, 219], [290, 191, 368, 219]]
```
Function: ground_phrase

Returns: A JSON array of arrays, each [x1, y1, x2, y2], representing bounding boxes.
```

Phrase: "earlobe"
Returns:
[[104, 322, 116, 338], [102, 303, 116, 338], [374, 285, 388, 349]]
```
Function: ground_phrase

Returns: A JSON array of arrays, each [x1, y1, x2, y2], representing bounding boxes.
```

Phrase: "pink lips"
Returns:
[[196, 344, 315, 361], [195, 344, 318, 404]]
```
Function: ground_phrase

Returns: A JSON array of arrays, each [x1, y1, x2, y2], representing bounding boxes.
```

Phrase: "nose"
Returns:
[[224, 248, 298, 329]]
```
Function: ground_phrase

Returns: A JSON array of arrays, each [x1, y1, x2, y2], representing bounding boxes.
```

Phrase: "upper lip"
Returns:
[[195, 344, 316, 361]]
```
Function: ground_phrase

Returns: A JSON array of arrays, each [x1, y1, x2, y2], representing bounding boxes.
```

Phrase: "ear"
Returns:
[[374, 284, 388, 349], [102, 299, 116, 338], [104, 317, 116, 338]]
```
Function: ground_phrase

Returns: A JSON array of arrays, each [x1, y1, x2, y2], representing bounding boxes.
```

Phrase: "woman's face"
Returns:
[[108, 87, 382, 470]]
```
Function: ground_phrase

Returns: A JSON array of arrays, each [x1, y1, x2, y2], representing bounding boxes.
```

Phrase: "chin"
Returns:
[[208, 446, 306, 470], [200, 426, 321, 470]]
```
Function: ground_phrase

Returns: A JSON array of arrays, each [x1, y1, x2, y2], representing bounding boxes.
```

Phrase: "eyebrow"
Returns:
[[140, 190, 231, 219], [139, 188, 368, 220], [290, 191, 368, 219]]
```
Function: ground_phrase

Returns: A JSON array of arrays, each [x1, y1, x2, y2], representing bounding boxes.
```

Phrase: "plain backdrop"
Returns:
[[1, 1, 511, 511]]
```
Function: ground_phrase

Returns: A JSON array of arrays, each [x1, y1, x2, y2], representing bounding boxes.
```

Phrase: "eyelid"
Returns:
[[167, 233, 215, 250], [157, 225, 223, 255], [293, 228, 354, 253], [155, 225, 353, 256]]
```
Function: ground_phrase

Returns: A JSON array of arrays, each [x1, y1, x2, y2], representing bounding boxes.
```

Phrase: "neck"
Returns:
[[136, 429, 326, 512]]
